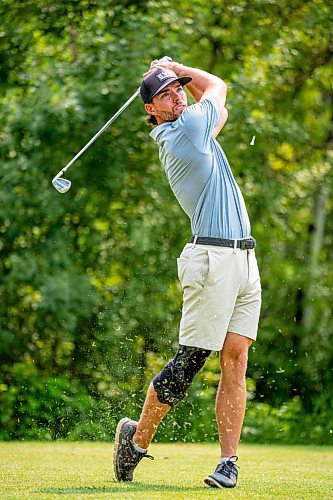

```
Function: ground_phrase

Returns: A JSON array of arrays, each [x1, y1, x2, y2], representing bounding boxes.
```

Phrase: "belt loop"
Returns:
[[192, 235, 198, 248], [233, 239, 237, 254]]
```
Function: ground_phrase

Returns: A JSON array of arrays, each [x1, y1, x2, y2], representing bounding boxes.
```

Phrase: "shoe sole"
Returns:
[[113, 417, 131, 481], [204, 476, 236, 488]]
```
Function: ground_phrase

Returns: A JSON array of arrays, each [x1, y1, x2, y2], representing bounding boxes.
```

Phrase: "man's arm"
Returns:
[[213, 107, 228, 138], [148, 60, 228, 137]]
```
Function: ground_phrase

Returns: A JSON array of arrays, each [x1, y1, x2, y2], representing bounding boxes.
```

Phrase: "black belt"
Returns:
[[190, 236, 256, 250]]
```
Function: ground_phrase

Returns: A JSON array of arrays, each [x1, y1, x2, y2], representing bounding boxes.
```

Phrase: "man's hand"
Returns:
[[143, 57, 176, 78]]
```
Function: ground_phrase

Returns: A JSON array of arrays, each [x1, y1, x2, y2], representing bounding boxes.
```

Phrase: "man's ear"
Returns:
[[145, 103, 156, 116]]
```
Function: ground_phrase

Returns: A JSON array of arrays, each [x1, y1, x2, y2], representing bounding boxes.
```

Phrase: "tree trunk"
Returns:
[[302, 182, 328, 332], [302, 93, 332, 332]]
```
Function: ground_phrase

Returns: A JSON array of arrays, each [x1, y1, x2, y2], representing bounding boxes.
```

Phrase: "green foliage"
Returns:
[[243, 393, 333, 445], [0, 0, 332, 444], [0, 361, 94, 440]]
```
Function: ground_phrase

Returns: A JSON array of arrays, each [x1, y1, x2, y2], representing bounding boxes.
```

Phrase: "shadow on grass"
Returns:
[[39, 483, 211, 495]]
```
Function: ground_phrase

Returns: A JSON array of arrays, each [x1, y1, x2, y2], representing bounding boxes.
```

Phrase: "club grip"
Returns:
[[160, 56, 172, 62]]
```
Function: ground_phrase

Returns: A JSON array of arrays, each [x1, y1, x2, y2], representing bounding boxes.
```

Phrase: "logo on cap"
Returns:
[[156, 70, 174, 82]]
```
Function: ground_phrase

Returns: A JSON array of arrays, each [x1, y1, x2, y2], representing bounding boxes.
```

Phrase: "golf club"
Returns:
[[52, 56, 172, 193], [52, 88, 140, 193]]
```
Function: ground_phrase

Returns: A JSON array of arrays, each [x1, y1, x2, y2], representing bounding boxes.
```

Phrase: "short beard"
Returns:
[[158, 110, 178, 122]]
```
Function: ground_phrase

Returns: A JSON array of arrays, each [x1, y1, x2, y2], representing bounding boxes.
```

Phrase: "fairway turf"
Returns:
[[0, 442, 332, 498]]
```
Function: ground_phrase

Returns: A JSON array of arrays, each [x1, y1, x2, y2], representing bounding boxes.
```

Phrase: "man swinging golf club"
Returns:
[[114, 58, 261, 489]]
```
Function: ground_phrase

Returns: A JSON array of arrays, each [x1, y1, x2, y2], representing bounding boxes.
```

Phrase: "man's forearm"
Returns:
[[145, 59, 227, 108], [169, 62, 226, 102]]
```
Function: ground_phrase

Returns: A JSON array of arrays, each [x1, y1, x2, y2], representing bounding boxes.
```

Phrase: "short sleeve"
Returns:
[[177, 95, 220, 153]]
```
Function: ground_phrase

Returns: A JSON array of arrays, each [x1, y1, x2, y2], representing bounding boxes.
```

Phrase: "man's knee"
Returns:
[[153, 345, 211, 406], [220, 335, 252, 379]]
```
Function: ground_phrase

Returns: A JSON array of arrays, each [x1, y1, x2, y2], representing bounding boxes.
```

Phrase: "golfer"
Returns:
[[114, 58, 261, 489]]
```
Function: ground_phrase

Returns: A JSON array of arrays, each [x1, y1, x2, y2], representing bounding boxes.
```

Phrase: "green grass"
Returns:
[[0, 442, 332, 498]]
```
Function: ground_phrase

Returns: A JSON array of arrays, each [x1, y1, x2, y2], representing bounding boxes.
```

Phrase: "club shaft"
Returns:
[[53, 88, 140, 181]]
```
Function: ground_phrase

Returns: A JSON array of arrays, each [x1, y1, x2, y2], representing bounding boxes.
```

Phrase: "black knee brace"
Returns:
[[153, 345, 211, 406]]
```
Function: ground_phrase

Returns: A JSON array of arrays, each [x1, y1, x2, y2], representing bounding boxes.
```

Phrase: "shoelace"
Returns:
[[216, 456, 239, 478], [130, 435, 154, 461]]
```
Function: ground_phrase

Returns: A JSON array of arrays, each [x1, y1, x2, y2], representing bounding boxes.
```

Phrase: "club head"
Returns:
[[52, 177, 71, 193]]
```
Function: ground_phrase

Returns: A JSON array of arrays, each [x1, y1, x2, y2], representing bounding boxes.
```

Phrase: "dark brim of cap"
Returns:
[[140, 72, 193, 104], [150, 76, 192, 101]]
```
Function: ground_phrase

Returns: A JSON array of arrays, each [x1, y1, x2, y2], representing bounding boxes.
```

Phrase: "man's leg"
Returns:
[[217, 331, 252, 457], [134, 345, 211, 448], [204, 331, 252, 489], [114, 345, 211, 481], [113, 384, 171, 482], [133, 382, 171, 449]]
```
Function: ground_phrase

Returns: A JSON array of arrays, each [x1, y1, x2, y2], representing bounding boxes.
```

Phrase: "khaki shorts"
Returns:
[[177, 243, 261, 351]]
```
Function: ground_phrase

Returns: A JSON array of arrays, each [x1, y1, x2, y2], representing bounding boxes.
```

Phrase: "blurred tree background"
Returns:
[[0, 0, 332, 444]]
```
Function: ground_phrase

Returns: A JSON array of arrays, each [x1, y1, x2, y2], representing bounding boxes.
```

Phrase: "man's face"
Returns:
[[145, 81, 188, 124]]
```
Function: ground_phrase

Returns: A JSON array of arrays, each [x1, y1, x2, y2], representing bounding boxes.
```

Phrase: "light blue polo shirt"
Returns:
[[149, 96, 251, 239]]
